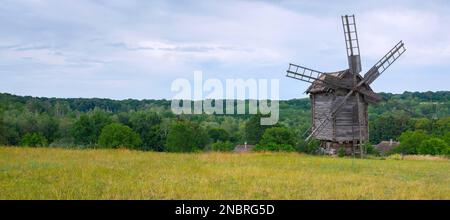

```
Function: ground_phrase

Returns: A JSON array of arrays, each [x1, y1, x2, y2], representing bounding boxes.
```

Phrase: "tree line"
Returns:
[[0, 91, 449, 155]]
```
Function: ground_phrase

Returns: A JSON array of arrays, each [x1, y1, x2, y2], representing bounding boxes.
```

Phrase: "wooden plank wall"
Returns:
[[312, 92, 369, 142], [313, 94, 333, 141]]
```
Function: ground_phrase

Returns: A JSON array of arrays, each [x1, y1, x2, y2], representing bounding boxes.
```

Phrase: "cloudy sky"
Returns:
[[0, 0, 449, 100]]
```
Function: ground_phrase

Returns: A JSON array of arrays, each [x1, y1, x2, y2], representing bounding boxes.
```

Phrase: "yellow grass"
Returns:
[[0, 146, 449, 200], [386, 154, 449, 161]]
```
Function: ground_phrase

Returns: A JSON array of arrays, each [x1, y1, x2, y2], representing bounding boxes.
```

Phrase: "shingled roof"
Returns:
[[375, 140, 400, 154], [305, 69, 382, 104]]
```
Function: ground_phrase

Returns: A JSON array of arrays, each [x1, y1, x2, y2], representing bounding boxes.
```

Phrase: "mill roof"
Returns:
[[305, 69, 382, 104]]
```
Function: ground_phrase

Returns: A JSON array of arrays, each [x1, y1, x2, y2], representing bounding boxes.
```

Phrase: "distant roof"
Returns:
[[375, 141, 400, 153], [234, 144, 254, 153]]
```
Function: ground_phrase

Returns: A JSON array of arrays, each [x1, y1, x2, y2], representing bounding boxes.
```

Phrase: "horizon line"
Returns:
[[1, 90, 448, 102]]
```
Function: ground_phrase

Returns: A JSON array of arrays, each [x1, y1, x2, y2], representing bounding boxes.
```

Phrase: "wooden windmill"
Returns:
[[286, 15, 406, 156]]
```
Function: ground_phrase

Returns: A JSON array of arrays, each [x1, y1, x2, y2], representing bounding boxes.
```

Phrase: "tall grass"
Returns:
[[0, 147, 449, 199]]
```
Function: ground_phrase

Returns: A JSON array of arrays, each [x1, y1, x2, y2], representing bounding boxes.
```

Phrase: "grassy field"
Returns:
[[0, 147, 449, 200]]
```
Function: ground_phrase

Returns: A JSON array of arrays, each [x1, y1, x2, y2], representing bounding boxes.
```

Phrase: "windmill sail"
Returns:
[[287, 63, 353, 90], [342, 15, 361, 74], [363, 41, 406, 85], [286, 63, 325, 83]]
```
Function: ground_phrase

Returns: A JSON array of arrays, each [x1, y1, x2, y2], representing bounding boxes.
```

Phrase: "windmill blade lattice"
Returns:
[[342, 15, 362, 74], [286, 63, 325, 84], [363, 41, 406, 85]]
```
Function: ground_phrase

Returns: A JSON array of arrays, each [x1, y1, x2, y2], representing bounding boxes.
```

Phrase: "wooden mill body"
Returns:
[[306, 69, 381, 152]]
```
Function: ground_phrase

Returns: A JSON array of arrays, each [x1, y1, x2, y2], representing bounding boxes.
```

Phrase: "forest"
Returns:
[[0, 91, 449, 156]]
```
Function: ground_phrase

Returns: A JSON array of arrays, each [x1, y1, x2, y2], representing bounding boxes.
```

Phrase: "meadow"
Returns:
[[0, 146, 449, 200]]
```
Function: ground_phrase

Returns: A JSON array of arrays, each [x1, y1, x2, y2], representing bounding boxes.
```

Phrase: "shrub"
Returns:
[[337, 148, 345, 157], [253, 127, 297, 152], [244, 114, 269, 145], [20, 133, 48, 147], [254, 143, 296, 152], [259, 127, 296, 146], [210, 141, 234, 152], [98, 123, 142, 149], [0, 119, 8, 145], [0, 132, 6, 146], [72, 111, 111, 146], [443, 132, 450, 146], [362, 142, 379, 156], [297, 139, 320, 154], [395, 130, 429, 154], [208, 128, 230, 143], [165, 120, 208, 152], [418, 138, 449, 156], [129, 111, 164, 151]]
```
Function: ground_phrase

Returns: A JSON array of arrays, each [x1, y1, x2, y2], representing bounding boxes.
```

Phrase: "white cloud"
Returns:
[[0, 0, 448, 99], [359, 8, 450, 66]]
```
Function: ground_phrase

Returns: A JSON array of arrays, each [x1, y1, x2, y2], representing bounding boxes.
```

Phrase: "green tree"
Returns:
[[210, 141, 234, 151], [38, 114, 59, 143], [71, 110, 111, 146], [0, 118, 8, 145], [414, 118, 432, 133], [254, 127, 296, 152], [220, 117, 241, 142], [0, 111, 20, 145], [396, 130, 429, 154], [435, 117, 450, 136], [165, 120, 208, 152], [245, 114, 270, 145], [90, 109, 112, 139], [143, 124, 166, 151], [208, 128, 230, 143], [98, 123, 142, 149], [17, 111, 39, 135], [259, 127, 296, 146], [20, 133, 48, 147], [129, 111, 165, 151], [71, 114, 95, 145], [442, 132, 450, 146], [26, 99, 50, 113], [418, 138, 449, 156], [370, 113, 413, 144]]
